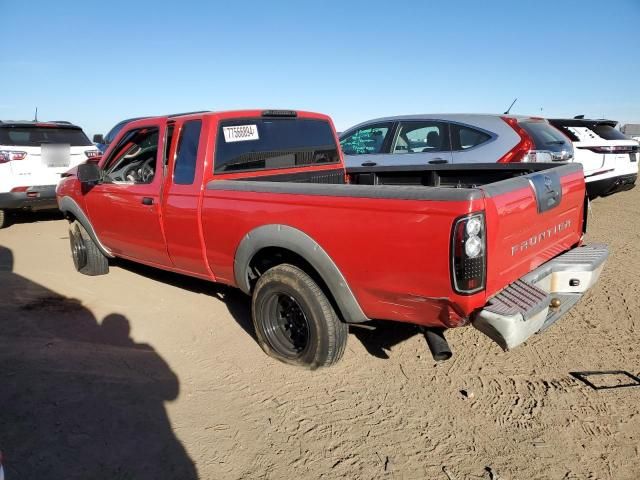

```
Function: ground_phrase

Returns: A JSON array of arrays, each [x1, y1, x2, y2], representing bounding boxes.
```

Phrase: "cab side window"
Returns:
[[103, 128, 159, 184], [340, 123, 392, 155], [393, 121, 449, 153], [451, 124, 491, 151], [173, 120, 202, 185]]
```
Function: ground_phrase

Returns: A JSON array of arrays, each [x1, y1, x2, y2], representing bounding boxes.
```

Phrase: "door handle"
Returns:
[[141, 197, 154, 205], [428, 158, 448, 164], [361, 161, 377, 167]]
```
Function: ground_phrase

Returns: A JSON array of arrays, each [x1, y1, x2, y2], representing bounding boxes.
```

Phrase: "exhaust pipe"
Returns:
[[424, 328, 452, 361]]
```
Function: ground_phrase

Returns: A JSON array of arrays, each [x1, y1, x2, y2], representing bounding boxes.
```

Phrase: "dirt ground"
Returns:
[[1, 186, 639, 480]]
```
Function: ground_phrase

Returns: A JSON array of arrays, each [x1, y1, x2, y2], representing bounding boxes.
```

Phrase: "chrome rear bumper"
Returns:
[[473, 243, 609, 350]]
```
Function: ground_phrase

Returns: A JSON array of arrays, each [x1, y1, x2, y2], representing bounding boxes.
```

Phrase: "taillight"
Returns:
[[498, 117, 534, 163], [579, 145, 638, 154], [0, 150, 27, 163], [451, 213, 486, 294], [10, 186, 29, 192], [84, 149, 101, 159]]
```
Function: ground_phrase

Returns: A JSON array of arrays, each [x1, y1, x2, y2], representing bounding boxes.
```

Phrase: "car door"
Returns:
[[387, 120, 453, 166], [339, 122, 396, 167], [84, 121, 172, 267], [161, 118, 211, 276]]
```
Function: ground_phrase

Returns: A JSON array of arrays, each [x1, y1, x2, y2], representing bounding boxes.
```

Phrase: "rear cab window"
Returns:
[[214, 117, 340, 173], [174, 120, 202, 184], [0, 127, 92, 146]]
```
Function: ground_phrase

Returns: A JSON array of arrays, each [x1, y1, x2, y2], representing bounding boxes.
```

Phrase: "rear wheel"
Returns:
[[69, 221, 109, 276], [252, 264, 348, 369]]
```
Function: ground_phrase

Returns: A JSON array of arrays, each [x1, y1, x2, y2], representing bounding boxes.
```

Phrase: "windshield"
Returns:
[[214, 118, 339, 173], [0, 127, 92, 146]]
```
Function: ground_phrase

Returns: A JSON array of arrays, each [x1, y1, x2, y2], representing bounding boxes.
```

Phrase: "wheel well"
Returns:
[[247, 247, 345, 322]]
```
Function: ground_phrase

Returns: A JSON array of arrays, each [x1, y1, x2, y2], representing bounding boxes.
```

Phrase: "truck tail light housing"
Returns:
[[451, 213, 486, 294], [0, 150, 27, 163]]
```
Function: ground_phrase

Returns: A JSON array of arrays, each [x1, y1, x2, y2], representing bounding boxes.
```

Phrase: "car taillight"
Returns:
[[498, 117, 534, 163], [451, 213, 486, 294], [84, 149, 101, 159], [0, 150, 27, 163], [10, 186, 29, 192], [579, 145, 637, 154]]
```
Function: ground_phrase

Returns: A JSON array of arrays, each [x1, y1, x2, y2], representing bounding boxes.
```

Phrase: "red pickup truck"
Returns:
[[56, 109, 608, 369]]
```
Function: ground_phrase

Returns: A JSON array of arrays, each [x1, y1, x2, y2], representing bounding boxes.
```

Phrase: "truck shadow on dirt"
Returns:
[[113, 258, 423, 359], [3, 210, 64, 228], [0, 246, 198, 479]]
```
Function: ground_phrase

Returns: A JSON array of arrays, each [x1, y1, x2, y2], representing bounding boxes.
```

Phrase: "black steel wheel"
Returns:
[[252, 263, 348, 369], [68, 221, 109, 276]]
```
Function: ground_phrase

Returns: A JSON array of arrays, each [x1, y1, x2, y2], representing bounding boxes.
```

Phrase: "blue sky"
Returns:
[[2, 0, 639, 136]]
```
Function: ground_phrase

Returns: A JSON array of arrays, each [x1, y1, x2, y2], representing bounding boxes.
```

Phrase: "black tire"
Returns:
[[69, 221, 109, 276], [252, 264, 348, 369], [0, 209, 8, 229]]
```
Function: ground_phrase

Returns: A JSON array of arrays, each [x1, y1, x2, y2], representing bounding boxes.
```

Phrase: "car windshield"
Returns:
[[0, 127, 92, 146]]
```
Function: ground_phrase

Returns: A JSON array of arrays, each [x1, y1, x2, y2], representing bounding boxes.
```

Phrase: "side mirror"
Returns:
[[77, 162, 102, 183], [93, 134, 105, 144]]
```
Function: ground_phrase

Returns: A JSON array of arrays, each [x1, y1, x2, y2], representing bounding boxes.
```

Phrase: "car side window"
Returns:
[[340, 123, 392, 155], [451, 124, 492, 151], [393, 121, 449, 153], [173, 120, 202, 185], [103, 127, 159, 184]]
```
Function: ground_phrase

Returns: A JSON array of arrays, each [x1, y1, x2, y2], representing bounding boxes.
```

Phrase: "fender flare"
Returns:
[[234, 224, 368, 323], [58, 196, 114, 258]]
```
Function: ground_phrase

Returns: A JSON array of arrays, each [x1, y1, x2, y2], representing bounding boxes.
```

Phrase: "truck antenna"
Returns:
[[504, 98, 518, 115], [34, 107, 38, 122]]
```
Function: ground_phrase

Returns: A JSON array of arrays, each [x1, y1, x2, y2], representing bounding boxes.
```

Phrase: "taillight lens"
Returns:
[[499, 118, 574, 163], [579, 145, 638, 154], [498, 117, 534, 163], [84, 149, 101, 159], [451, 213, 486, 294], [0, 150, 28, 163]]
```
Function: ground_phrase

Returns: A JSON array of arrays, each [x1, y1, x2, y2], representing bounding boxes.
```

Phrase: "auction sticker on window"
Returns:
[[223, 125, 259, 142]]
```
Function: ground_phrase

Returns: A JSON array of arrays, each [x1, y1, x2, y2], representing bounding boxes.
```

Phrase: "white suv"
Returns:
[[549, 118, 638, 198], [0, 120, 98, 228]]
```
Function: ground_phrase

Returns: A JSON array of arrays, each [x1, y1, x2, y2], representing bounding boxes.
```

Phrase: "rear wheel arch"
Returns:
[[234, 225, 368, 323]]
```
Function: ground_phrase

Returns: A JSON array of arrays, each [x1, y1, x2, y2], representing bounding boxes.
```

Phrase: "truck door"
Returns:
[[84, 121, 172, 266], [161, 118, 210, 277]]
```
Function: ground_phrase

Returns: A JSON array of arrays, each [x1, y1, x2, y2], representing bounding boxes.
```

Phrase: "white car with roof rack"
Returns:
[[0, 120, 99, 228]]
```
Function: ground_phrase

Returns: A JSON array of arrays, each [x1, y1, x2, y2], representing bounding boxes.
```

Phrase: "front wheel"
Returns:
[[69, 221, 109, 276], [252, 264, 348, 369]]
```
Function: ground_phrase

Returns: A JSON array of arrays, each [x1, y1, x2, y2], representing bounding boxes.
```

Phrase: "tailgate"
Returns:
[[480, 163, 586, 297]]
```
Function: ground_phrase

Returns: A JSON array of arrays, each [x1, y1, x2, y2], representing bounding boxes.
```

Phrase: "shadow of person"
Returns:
[[0, 245, 198, 479]]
